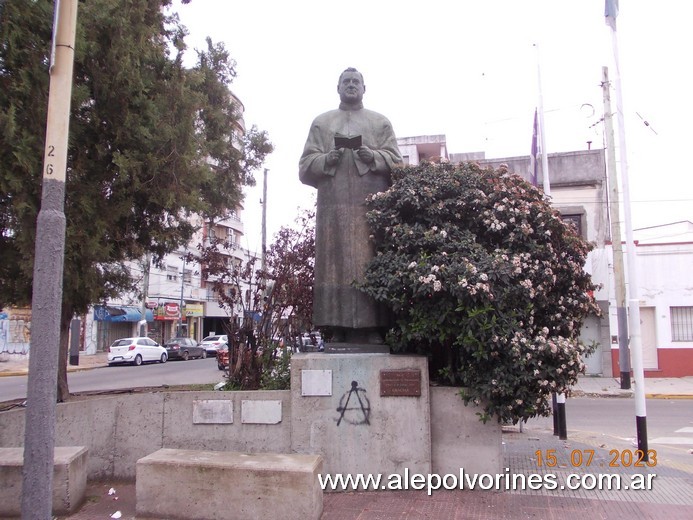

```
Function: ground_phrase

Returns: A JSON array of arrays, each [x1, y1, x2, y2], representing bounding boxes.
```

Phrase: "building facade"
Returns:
[[607, 222, 693, 377]]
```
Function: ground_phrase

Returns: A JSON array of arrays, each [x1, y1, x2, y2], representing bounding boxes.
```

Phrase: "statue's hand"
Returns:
[[356, 146, 374, 164], [326, 148, 343, 167]]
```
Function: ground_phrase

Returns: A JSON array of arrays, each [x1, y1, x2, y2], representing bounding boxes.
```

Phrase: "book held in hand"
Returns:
[[334, 134, 362, 150]]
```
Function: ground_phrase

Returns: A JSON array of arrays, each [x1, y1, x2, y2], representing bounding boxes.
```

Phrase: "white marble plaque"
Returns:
[[241, 400, 282, 424], [193, 400, 233, 424], [301, 369, 332, 396]]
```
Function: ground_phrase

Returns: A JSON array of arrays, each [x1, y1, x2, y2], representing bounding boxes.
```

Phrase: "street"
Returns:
[[521, 397, 693, 471], [0, 357, 225, 404]]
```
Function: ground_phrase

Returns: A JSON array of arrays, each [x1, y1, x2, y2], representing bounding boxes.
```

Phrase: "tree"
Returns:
[[0, 0, 272, 400], [264, 206, 315, 339], [359, 161, 601, 424], [197, 206, 315, 390]]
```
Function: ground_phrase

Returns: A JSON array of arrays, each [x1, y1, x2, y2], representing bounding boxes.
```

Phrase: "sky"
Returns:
[[171, 0, 693, 254]]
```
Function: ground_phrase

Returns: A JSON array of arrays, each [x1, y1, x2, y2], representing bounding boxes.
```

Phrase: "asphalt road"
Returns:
[[521, 398, 693, 469], [0, 357, 225, 403]]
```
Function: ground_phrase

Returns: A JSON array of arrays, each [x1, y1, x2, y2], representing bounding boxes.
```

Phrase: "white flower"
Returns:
[[408, 261, 417, 269], [433, 280, 442, 292]]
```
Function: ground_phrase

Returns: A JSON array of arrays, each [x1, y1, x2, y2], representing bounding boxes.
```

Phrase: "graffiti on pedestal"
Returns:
[[336, 380, 371, 426]]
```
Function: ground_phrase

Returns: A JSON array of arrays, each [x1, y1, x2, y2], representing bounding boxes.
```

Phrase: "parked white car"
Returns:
[[200, 334, 228, 356], [107, 337, 168, 366]]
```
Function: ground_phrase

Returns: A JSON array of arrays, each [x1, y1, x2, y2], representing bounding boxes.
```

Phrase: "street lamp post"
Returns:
[[22, 1, 78, 517]]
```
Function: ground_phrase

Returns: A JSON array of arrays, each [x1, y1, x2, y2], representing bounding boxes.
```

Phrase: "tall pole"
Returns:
[[534, 43, 551, 197], [608, 6, 648, 459], [22, 1, 78, 518], [178, 254, 186, 336], [140, 253, 151, 337], [602, 67, 631, 389], [261, 168, 268, 272]]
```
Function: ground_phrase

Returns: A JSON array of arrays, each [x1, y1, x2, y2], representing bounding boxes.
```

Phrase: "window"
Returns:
[[671, 307, 693, 341], [183, 269, 192, 284], [166, 265, 178, 281], [561, 214, 583, 238]]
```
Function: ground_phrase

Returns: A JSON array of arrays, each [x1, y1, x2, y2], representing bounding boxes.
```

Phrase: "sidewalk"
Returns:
[[571, 374, 693, 399], [58, 427, 693, 520], [0, 351, 109, 377]]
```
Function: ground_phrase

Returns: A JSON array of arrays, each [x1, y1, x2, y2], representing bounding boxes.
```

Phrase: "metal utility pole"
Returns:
[[602, 67, 631, 389], [607, 5, 648, 459], [178, 254, 187, 336], [22, 1, 78, 518], [140, 253, 151, 337], [261, 168, 268, 272]]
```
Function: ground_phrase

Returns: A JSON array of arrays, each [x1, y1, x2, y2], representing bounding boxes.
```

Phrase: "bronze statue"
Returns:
[[299, 67, 402, 344]]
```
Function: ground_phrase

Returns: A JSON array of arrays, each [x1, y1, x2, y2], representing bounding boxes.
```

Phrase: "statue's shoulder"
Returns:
[[311, 109, 342, 124], [361, 108, 393, 124]]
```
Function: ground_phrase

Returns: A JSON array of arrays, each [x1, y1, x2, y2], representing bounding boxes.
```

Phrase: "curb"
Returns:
[[645, 393, 693, 399], [0, 365, 106, 378]]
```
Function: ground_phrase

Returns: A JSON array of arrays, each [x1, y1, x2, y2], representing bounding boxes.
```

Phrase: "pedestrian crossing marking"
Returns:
[[649, 437, 693, 445]]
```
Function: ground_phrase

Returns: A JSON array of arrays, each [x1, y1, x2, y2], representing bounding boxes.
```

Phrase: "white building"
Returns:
[[607, 221, 693, 377]]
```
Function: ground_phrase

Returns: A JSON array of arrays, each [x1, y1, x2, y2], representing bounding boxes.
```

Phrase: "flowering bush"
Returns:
[[360, 161, 601, 424]]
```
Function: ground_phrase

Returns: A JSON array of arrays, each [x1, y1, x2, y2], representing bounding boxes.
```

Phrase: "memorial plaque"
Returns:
[[380, 369, 421, 397], [193, 400, 233, 424]]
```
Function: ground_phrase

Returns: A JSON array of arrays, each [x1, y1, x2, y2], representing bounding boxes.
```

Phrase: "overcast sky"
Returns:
[[172, 0, 692, 253]]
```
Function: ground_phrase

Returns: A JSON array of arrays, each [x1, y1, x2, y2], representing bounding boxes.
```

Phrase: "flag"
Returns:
[[605, 0, 619, 30], [528, 108, 539, 187]]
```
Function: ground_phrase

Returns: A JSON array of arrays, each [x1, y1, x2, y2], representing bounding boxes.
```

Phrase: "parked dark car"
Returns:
[[164, 337, 206, 361]]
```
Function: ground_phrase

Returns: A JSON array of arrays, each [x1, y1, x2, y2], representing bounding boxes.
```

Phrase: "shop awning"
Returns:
[[93, 305, 154, 322]]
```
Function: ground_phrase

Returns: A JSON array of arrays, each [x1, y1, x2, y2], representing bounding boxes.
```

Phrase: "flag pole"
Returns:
[[534, 43, 551, 197], [606, 0, 649, 460]]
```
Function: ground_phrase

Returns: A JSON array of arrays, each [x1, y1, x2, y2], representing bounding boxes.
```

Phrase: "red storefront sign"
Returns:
[[154, 302, 182, 321]]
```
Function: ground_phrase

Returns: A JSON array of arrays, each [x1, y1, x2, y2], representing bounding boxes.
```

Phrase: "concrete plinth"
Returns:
[[291, 353, 431, 488], [136, 449, 323, 520], [0, 446, 88, 516]]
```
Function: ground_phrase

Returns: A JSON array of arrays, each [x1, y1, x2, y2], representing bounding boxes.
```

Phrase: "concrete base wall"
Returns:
[[0, 390, 292, 480], [291, 353, 431, 485], [0, 357, 502, 486], [430, 387, 502, 475]]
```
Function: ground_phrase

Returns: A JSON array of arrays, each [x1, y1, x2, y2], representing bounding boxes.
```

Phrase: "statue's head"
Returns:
[[337, 67, 365, 104]]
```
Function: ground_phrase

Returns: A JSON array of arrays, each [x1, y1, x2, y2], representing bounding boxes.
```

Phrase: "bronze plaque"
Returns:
[[380, 369, 421, 397]]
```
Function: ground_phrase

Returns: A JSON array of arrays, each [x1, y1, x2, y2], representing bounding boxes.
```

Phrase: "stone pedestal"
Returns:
[[290, 353, 430, 487], [0, 446, 88, 516], [136, 449, 323, 520]]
